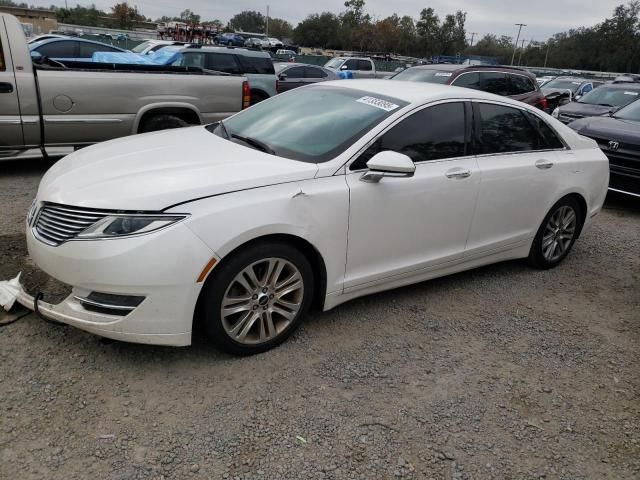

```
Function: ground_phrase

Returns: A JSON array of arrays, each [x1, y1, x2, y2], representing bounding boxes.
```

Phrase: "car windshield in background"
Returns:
[[212, 86, 407, 163], [613, 99, 640, 121], [325, 58, 343, 69], [131, 41, 152, 53], [578, 86, 640, 107], [544, 79, 583, 92], [391, 68, 452, 84]]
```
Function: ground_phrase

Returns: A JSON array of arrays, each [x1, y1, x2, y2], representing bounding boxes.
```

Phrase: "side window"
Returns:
[[0, 37, 5, 71], [36, 41, 77, 58], [78, 43, 120, 57], [358, 60, 373, 71], [205, 53, 240, 73], [508, 74, 535, 95], [238, 55, 275, 74], [581, 83, 593, 95], [305, 66, 328, 78], [284, 66, 306, 78], [452, 72, 481, 90], [525, 112, 565, 149], [480, 72, 509, 96], [181, 53, 206, 69], [476, 103, 541, 154], [351, 102, 467, 170], [344, 59, 359, 70]]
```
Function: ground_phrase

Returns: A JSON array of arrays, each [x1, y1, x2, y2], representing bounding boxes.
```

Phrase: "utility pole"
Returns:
[[469, 32, 478, 47], [517, 39, 526, 66], [510, 23, 526, 65], [266, 5, 269, 35], [543, 42, 551, 68]]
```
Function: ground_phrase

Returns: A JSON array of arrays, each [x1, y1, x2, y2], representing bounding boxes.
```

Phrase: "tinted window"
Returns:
[[179, 52, 206, 69], [452, 72, 480, 90], [0, 37, 5, 71], [525, 112, 565, 149], [36, 41, 76, 58], [358, 60, 373, 71], [205, 53, 240, 73], [477, 103, 540, 154], [237, 55, 275, 74], [392, 68, 452, 84], [480, 72, 509, 96], [283, 66, 305, 78], [508, 74, 536, 95], [351, 102, 466, 170], [305, 66, 328, 78], [78, 42, 119, 58], [344, 59, 359, 70]]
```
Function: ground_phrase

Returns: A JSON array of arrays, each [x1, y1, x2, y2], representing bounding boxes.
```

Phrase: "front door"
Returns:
[[0, 29, 24, 149], [344, 101, 480, 290]]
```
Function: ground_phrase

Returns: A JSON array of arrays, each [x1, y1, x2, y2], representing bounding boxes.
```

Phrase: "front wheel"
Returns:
[[201, 242, 314, 355], [528, 197, 583, 269]]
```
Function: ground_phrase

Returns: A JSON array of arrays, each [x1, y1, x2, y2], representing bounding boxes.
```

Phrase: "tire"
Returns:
[[140, 114, 188, 133], [528, 196, 583, 269], [227, 41, 233, 46], [250, 92, 267, 106], [201, 242, 314, 355]]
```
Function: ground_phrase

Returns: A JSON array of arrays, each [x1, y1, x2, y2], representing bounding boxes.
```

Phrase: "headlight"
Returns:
[[77, 214, 187, 239], [552, 107, 560, 119]]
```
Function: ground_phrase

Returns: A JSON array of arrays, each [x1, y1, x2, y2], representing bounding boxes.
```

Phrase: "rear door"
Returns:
[[0, 25, 24, 149]]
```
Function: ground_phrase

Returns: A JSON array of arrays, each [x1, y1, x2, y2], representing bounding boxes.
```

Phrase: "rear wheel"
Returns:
[[250, 91, 268, 106], [528, 197, 583, 269], [140, 114, 188, 133], [202, 242, 314, 355]]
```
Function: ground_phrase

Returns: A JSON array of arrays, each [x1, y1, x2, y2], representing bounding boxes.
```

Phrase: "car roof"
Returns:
[[322, 79, 532, 106], [180, 46, 271, 58], [407, 64, 533, 76], [30, 37, 126, 51]]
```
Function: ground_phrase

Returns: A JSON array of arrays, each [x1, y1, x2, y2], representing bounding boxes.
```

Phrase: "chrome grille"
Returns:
[[34, 203, 107, 246]]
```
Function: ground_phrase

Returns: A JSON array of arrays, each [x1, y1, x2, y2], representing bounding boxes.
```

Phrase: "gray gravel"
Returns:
[[1, 159, 639, 480]]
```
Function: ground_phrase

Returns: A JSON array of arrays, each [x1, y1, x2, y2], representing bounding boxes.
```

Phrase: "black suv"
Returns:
[[553, 83, 640, 124], [569, 101, 640, 197]]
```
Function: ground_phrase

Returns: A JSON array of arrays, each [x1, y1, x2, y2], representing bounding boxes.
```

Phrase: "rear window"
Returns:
[[480, 72, 509, 96], [391, 68, 453, 84], [237, 55, 275, 75], [508, 74, 536, 95]]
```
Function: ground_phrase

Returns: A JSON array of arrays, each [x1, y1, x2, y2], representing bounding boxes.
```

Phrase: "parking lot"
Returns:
[[0, 159, 637, 479]]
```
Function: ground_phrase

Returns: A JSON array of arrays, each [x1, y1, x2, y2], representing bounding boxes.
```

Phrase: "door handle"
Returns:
[[445, 168, 471, 179], [535, 159, 554, 169], [0, 82, 14, 94]]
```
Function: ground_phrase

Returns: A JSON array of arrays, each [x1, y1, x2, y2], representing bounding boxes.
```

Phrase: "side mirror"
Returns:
[[340, 64, 349, 70], [361, 151, 415, 183], [278, 73, 287, 80], [30, 50, 42, 60]]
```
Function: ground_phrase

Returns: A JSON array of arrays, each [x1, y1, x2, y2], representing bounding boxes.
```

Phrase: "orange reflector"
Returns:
[[196, 257, 218, 283]]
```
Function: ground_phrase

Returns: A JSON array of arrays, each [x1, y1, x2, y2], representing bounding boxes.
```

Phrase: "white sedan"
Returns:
[[16, 81, 609, 354]]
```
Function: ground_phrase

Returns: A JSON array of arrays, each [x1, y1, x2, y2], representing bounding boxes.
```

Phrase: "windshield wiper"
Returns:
[[231, 134, 276, 155], [596, 103, 614, 107], [218, 119, 230, 139]]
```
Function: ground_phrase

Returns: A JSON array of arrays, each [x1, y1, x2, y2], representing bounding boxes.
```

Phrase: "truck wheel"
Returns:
[[140, 115, 189, 133], [250, 92, 268, 106]]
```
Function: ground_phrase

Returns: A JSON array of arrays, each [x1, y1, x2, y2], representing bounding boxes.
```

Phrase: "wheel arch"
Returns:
[[193, 233, 328, 332], [134, 103, 202, 133], [559, 192, 588, 235]]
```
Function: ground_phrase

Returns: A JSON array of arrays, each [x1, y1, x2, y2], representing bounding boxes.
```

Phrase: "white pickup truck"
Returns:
[[324, 57, 395, 79], [0, 13, 248, 161]]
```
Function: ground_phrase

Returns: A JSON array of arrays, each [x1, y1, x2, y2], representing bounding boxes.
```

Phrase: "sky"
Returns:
[[43, 0, 624, 41]]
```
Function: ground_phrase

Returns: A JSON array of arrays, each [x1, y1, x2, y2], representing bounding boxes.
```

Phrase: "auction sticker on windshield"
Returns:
[[435, 72, 453, 77], [356, 96, 400, 112], [624, 91, 639, 95]]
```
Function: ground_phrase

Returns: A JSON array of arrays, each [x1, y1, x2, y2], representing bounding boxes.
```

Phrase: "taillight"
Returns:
[[242, 81, 251, 109], [538, 97, 548, 110]]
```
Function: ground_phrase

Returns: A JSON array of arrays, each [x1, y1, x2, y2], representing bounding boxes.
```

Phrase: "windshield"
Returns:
[[613, 99, 640, 121], [543, 78, 583, 93], [578, 86, 640, 107], [391, 68, 452, 84], [131, 41, 152, 53], [325, 58, 343, 69], [212, 86, 407, 163]]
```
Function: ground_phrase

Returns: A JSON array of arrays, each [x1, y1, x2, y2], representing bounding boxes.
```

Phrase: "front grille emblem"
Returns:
[[608, 140, 620, 151]]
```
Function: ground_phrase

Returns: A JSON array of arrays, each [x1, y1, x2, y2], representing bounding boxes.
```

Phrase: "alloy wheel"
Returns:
[[542, 205, 577, 262], [220, 257, 304, 345]]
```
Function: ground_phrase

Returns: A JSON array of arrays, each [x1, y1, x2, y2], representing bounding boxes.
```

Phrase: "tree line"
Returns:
[[2, 0, 640, 72]]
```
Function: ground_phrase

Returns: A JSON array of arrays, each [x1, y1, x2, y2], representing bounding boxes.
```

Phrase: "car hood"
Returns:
[[37, 126, 319, 211], [569, 116, 640, 146], [559, 102, 614, 117]]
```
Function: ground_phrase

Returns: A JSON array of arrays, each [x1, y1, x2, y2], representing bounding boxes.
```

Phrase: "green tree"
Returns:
[[111, 2, 145, 29], [416, 7, 440, 57], [293, 12, 341, 48], [228, 10, 265, 33], [267, 18, 294, 39], [180, 9, 201, 24]]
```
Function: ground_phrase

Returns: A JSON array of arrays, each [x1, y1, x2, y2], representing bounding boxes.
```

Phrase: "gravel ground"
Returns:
[[1, 159, 639, 480]]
